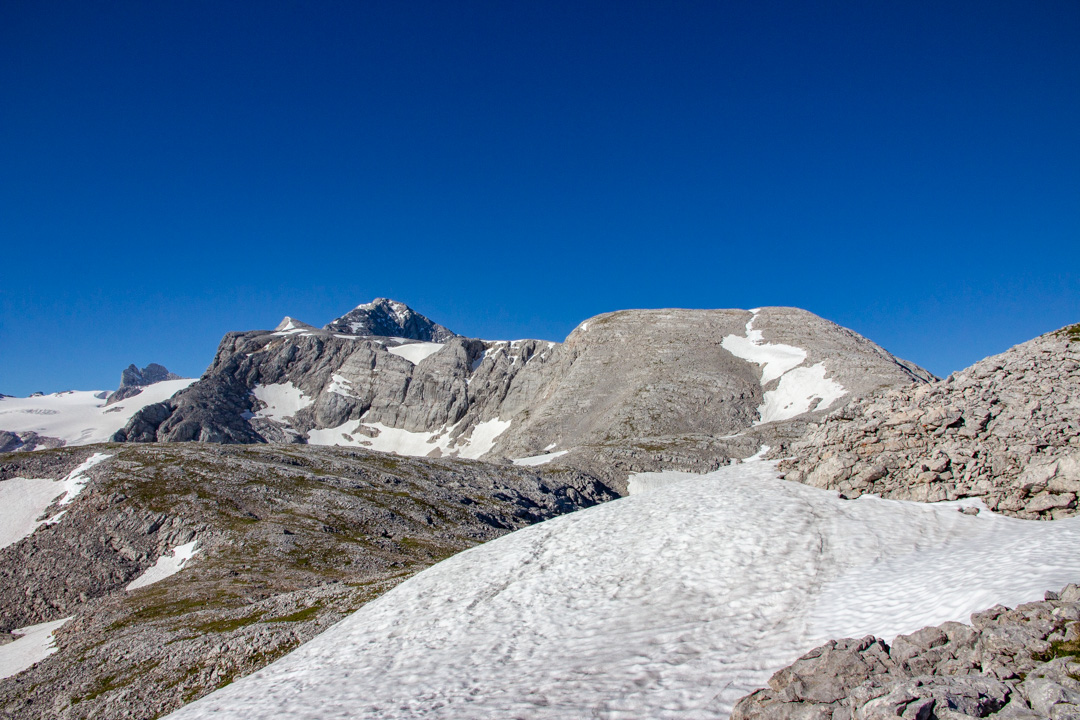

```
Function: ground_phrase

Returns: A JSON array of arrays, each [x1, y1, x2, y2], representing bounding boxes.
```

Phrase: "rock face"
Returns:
[[323, 298, 457, 341], [0, 443, 617, 720], [106, 363, 184, 405], [732, 583, 1080, 720], [114, 303, 932, 488], [778, 325, 1080, 519]]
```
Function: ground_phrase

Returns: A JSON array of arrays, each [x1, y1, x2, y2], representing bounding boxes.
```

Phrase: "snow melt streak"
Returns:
[[166, 463, 1080, 720], [722, 310, 845, 424], [126, 541, 200, 591]]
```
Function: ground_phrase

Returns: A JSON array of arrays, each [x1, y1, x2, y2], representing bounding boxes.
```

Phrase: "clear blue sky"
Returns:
[[2, 1, 1078, 395]]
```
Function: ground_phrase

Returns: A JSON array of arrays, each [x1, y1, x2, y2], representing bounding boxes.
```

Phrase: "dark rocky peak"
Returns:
[[120, 363, 182, 388], [107, 363, 184, 405], [323, 298, 457, 342]]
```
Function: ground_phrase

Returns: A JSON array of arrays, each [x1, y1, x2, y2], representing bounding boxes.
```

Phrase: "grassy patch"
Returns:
[[1032, 637, 1080, 663], [265, 605, 321, 623], [1055, 324, 1080, 343]]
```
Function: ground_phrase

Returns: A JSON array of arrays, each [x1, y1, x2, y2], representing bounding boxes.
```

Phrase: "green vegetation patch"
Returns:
[[265, 605, 321, 623], [1032, 637, 1080, 663], [1055, 324, 1080, 343]]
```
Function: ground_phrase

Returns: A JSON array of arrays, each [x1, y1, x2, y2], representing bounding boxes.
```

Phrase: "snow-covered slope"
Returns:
[[0, 379, 194, 448], [167, 461, 1080, 720]]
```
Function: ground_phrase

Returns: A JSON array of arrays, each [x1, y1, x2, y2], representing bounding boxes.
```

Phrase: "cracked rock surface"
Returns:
[[733, 584, 1080, 720]]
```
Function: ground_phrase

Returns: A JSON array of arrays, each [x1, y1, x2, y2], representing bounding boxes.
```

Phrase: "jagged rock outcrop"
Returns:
[[323, 298, 457, 341], [106, 363, 184, 405], [778, 325, 1080, 519], [733, 583, 1080, 720], [114, 303, 932, 488]]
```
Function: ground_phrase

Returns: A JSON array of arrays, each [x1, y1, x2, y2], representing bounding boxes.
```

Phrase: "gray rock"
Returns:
[[778, 325, 1080, 519], [106, 363, 184, 405], [115, 304, 932, 490], [732, 582, 1080, 720], [322, 298, 457, 341]]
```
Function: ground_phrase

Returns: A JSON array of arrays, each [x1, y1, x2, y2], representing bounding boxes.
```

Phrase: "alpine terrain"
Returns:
[[1, 301, 1077, 720]]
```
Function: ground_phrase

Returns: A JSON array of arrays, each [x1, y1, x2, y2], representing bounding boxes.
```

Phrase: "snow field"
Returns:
[[0, 618, 71, 680], [126, 541, 200, 591], [166, 462, 1080, 720], [0, 380, 194, 447]]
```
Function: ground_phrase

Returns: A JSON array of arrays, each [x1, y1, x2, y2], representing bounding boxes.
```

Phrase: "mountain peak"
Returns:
[[324, 299, 456, 342]]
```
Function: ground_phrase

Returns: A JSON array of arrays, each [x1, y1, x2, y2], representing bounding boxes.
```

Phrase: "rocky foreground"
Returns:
[[0, 444, 615, 720], [733, 584, 1080, 720], [778, 325, 1080, 519]]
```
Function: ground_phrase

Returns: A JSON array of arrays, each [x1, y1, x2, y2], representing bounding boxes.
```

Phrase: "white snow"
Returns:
[[626, 469, 702, 495], [307, 417, 510, 460], [0, 380, 194, 447], [251, 383, 313, 421], [166, 461, 1080, 720], [758, 364, 847, 424], [721, 310, 846, 424], [126, 541, 200, 591], [721, 313, 806, 384], [387, 342, 444, 365], [324, 374, 357, 398], [0, 453, 112, 550], [456, 418, 511, 459], [512, 450, 568, 467], [0, 618, 71, 680]]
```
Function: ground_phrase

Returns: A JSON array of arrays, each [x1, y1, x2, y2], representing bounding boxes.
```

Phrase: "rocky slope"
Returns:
[[777, 324, 1080, 519], [733, 583, 1080, 720], [0, 444, 615, 720], [115, 302, 932, 489]]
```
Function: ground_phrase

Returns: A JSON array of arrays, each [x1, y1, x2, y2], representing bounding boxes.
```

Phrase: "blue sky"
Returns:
[[2, 1, 1077, 395]]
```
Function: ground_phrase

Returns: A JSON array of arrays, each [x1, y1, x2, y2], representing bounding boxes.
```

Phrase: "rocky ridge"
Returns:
[[777, 325, 1080, 519], [733, 583, 1080, 720], [114, 302, 933, 490]]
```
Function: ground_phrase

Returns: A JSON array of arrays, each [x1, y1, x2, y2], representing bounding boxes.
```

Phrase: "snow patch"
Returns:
[[251, 383, 313, 422], [126, 541, 200, 591], [0, 618, 71, 680], [457, 418, 511, 459], [387, 342, 444, 365], [166, 463, 1080, 720], [512, 450, 568, 467], [307, 417, 510, 460], [722, 310, 846, 424], [0, 452, 112, 549], [758, 364, 847, 424], [325, 374, 358, 398]]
